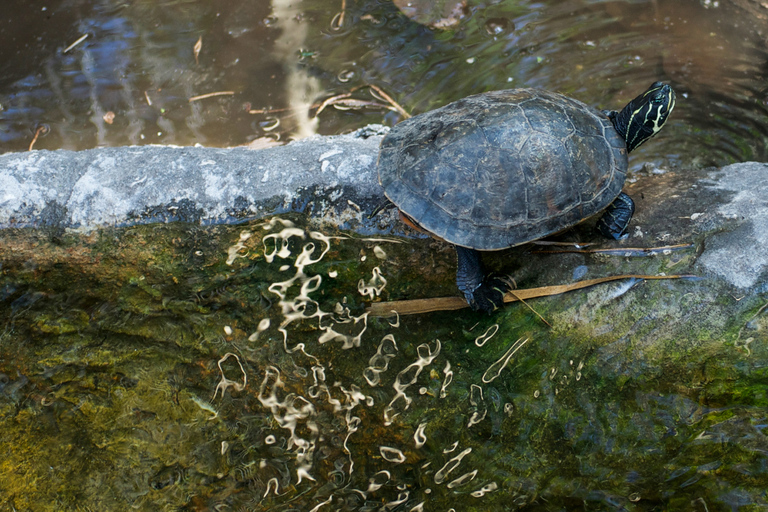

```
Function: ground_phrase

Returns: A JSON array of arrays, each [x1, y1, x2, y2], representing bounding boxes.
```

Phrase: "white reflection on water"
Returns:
[[482, 336, 529, 384], [384, 339, 441, 425], [216, 218, 504, 508]]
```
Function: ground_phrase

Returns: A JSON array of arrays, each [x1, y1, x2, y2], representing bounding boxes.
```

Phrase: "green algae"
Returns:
[[0, 217, 766, 511]]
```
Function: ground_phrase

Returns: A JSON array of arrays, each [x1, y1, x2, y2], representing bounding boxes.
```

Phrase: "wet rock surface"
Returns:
[[625, 161, 768, 290]]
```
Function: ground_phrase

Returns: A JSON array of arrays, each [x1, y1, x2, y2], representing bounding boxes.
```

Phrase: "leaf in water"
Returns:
[[331, 98, 389, 111], [193, 36, 202, 65]]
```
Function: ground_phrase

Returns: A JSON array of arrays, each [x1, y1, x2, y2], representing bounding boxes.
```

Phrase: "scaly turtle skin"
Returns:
[[377, 82, 676, 313]]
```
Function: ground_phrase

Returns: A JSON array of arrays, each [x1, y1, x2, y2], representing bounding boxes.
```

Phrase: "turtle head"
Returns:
[[613, 81, 676, 153]]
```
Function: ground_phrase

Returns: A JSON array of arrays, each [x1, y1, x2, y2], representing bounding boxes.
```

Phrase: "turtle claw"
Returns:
[[467, 274, 515, 314]]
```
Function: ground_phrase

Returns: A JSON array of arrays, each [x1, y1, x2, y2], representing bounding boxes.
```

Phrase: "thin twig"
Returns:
[[367, 84, 411, 118], [28, 126, 49, 151], [315, 92, 354, 116], [367, 274, 698, 316], [188, 91, 235, 102], [507, 290, 551, 327], [532, 240, 596, 248], [330, 0, 347, 30], [248, 105, 306, 115], [63, 34, 88, 53], [250, 84, 409, 122]]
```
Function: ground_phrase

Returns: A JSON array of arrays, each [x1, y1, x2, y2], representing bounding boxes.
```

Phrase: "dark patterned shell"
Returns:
[[377, 89, 628, 250]]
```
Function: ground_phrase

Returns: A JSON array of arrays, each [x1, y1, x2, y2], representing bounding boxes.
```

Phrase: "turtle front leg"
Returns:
[[596, 192, 635, 240], [455, 246, 511, 313]]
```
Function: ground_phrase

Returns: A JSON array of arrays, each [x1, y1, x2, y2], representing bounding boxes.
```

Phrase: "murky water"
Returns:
[[1, 0, 767, 167], [1, 218, 767, 510]]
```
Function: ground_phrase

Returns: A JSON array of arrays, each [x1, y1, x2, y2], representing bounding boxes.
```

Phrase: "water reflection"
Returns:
[[1, 0, 767, 165], [1, 218, 767, 509]]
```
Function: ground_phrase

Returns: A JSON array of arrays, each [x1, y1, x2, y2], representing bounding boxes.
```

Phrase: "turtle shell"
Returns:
[[377, 89, 628, 250]]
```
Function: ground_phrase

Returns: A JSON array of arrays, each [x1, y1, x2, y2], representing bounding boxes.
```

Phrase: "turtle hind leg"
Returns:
[[596, 192, 635, 240], [455, 246, 512, 314]]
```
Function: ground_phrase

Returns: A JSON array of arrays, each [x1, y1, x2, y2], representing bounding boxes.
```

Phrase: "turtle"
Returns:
[[376, 81, 676, 313]]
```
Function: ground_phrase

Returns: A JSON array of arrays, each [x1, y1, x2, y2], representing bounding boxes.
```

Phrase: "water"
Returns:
[[2, 1, 768, 509], [1, 0, 768, 167], [1, 218, 766, 510]]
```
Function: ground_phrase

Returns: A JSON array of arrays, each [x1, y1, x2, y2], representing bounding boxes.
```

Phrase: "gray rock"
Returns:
[[696, 162, 768, 288], [0, 125, 390, 232]]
